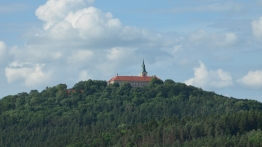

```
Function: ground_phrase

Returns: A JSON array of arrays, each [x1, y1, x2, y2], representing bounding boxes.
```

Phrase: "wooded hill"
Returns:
[[1, 78, 262, 147]]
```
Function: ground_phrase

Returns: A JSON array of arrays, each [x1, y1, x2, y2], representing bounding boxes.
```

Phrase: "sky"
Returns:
[[1, 0, 262, 101]]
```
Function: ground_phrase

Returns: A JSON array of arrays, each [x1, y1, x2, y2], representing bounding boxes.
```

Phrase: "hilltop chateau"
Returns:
[[107, 59, 159, 87]]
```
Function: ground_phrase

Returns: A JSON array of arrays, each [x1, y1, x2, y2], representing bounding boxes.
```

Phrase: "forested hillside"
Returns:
[[1, 78, 262, 147]]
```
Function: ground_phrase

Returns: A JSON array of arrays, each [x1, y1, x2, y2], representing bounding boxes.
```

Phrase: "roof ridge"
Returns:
[[108, 75, 155, 82]]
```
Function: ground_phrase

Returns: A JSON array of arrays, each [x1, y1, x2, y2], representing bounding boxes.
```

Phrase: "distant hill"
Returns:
[[0, 78, 262, 147]]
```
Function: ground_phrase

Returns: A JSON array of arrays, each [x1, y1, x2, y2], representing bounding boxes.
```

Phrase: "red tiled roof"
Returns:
[[108, 76, 157, 82]]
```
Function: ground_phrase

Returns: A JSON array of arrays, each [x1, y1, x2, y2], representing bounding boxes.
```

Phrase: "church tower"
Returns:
[[108, 58, 160, 87], [140, 59, 148, 77]]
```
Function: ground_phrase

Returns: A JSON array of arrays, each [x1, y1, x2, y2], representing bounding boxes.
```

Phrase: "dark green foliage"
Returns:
[[112, 111, 262, 147], [164, 79, 175, 85], [149, 77, 163, 87], [0, 79, 262, 146]]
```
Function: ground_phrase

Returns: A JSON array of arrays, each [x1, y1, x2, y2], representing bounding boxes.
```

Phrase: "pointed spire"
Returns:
[[141, 58, 147, 73], [140, 58, 148, 77]]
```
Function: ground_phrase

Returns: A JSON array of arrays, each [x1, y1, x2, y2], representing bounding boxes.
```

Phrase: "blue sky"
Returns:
[[1, 0, 262, 101]]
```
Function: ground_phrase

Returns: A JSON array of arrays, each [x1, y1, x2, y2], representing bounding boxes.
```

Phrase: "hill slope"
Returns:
[[0, 79, 262, 147]]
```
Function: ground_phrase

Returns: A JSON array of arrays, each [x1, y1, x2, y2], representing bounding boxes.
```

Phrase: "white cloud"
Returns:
[[35, 0, 93, 30], [6, 0, 168, 88], [106, 47, 135, 61], [171, 45, 183, 55], [5, 62, 52, 87], [252, 17, 262, 38], [237, 70, 262, 89], [213, 32, 237, 46], [31, 0, 166, 50], [67, 50, 94, 65], [35, 0, 123, 40], [0, 41, 6, 63], [188, 30, 207, 43], [185, 61, 233, 89], [94, 47, 138, 76], [9, 45, 64, 63], [3, 0, 240, 92], [67, 7, 122, 39], [223, 33, 237, 45]]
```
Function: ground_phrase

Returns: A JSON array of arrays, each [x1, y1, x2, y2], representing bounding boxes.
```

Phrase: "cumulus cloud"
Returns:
[[237, 70, 262, 89], [5, 0, 170, 88], [5, 62, 52, 87], [31, 0, 167, 50], [35, 0, 94, 30], [36, 0, 115, 35], [185, 61, 233, 89], [67, 7, 122, 39], [5, 0, 239, 91], [252, 17, 262, 38]]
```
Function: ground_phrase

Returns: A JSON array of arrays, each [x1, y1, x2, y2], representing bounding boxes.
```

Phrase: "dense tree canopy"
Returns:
[[0, 79, 262, 146]]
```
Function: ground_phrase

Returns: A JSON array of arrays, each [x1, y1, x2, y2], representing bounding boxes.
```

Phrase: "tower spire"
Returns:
[[140, 58, 148, 77]]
